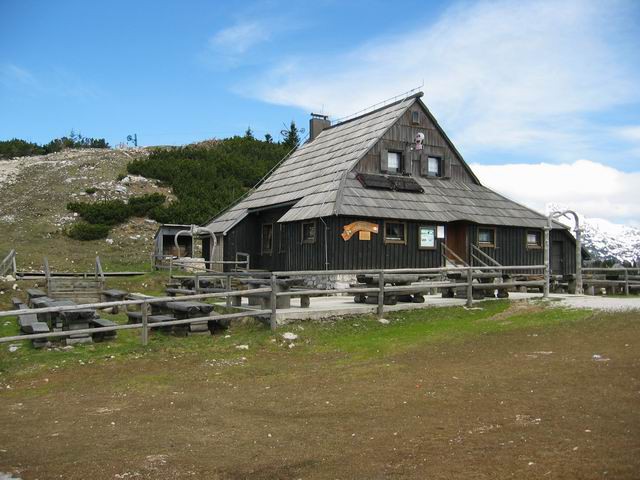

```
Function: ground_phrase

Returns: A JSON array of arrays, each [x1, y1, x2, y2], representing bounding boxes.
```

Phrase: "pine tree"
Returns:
[[264, 133, 273, 143], [280, 121, 304, 151], [244, 126, 254, 139]]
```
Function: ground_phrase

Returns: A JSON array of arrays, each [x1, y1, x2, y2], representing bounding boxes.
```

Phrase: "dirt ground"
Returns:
[[0, 310, 639, 479]]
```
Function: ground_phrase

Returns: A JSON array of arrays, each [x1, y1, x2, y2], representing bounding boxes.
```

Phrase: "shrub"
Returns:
[[0, 131, 109, 159], [128, 193, 166, 217], [85, 187, 97, 195], [126, 136, 289, 224], [67, 222, 110, 241], [67, 200, 131, 225]]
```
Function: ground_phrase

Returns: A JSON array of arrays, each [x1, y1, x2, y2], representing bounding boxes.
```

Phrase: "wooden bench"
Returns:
[[90, 318, 117, 341], [101, 289, 128, 313]]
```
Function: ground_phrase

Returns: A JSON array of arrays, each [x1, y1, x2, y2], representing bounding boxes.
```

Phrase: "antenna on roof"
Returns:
[[331, 85, 424, 126]]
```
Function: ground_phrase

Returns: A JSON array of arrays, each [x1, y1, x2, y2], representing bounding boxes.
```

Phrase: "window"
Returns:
[[261, 224, 273, 254], [411, 110, 420, 125], [478, 227, 496, 247], [527, 230, 542, 248], [427, 156, 441, 177], [418, 225, 436, 249], [302, 221, 316, 243], [387, 151, 402, 174], [384, 221, 406, 244]]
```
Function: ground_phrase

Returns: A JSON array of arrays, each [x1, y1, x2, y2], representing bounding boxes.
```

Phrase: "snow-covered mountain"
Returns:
[[546, 204, 640, 264]]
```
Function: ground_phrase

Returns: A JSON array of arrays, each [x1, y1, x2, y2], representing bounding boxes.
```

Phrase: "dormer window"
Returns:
[[411, 110, 420, 125], [387, 151, 402, 174]]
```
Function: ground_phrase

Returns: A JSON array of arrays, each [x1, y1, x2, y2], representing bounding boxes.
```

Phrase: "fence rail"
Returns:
[[0, 249, 16, 277], [4, 263, 636, 347], [582, 267, 640, 296]]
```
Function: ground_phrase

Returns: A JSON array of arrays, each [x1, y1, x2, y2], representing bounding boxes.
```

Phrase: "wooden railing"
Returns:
[[0, 264, 550, 346], [0, 249, 16, 277], [440, 243, 469, 267], [471, 244, 502, 268], [582, 267, 640, 296]]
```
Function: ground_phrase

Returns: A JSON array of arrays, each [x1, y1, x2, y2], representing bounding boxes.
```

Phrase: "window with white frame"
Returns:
[[387, 151, 402, 174]]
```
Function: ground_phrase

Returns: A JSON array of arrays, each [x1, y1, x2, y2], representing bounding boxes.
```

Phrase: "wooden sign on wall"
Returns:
[[341, 221, 379, 241]]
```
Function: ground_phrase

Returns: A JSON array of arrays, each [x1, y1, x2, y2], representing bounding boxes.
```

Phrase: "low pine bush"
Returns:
[[68, 222, 110, 241]]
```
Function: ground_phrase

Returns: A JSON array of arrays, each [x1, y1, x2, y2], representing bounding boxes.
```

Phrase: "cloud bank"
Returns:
[[471, 160, 640, 225], [249, 0, 639, 162]]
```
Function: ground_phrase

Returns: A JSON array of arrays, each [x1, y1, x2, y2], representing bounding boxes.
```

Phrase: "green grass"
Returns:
[[0, 296, 597, 380]]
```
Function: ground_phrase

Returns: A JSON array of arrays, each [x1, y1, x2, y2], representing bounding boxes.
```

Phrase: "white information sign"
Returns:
[[419, 226, 436, 248], [436, 225, 445, 239]]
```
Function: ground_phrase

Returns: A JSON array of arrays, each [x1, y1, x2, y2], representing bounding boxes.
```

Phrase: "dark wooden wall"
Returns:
[[469, 225, 576, 276], [224, 211, 578, 275], [354, 104, 476, 184], [224, 214, 444, 271]]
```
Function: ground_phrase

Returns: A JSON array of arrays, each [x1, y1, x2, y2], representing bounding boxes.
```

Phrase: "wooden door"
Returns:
[[551, 240, 564, 274], [446, 222, 468, 264]]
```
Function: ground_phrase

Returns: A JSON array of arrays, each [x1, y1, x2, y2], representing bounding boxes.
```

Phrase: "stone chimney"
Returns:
[[309, 113, 331, 141]]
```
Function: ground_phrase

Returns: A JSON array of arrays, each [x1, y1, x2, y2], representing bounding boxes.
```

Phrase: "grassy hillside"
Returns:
[[0, 148, 169, 272], [0, 136, 292, 273]]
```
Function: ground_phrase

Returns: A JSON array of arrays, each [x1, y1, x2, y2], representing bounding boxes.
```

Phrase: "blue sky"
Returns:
[[1, 0, 640, 224]]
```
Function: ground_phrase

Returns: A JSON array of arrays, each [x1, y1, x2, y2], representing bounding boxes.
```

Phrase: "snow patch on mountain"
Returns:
[[547, 204, 640, 264]]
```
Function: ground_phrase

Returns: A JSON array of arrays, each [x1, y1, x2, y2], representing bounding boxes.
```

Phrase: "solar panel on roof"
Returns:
[[390, 176, 424, 193], [356, 173, 424, 193], [356, 173, 394, 190]]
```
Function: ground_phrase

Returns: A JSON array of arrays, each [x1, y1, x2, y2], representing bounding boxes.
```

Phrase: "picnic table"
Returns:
[[26, 288, 47, 306], [353, 274, 432, 305], [236, 278, 305, 309], [165, 300, 215, 335], [101, 289, 128, 313]]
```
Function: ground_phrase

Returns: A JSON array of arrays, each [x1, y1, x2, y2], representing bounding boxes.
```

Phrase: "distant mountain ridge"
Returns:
[[547, 204, 640, 264]]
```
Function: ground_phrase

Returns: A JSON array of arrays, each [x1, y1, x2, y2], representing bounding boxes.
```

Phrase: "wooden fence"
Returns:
[[0, 265, 548, 345], [582, 267, 640, 296], [0, 250, 16, 277]]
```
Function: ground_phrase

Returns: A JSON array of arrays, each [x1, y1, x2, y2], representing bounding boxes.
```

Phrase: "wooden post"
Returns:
[[377, 271, 385, 319], [225, 273, 231, 308], [543, 225, 551, 298], [11, 252, 17, 276], [169, 257, 173, 277], [624, 269, 630, 296], [194, 273, 200, 294], [269, 273, 277, 330], [141, 301, 149, 346], [466, 267, 473, 307]]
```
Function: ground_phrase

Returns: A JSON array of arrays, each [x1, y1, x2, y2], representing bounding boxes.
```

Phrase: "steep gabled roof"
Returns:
[[206, 94, 417, 233], [206, 92, 557, 232]]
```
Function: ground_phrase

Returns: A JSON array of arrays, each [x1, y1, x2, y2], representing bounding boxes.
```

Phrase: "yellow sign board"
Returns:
[[341, 221, 379, 241]]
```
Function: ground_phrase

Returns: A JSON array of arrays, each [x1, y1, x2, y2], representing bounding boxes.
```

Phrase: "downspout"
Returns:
[[319, 217, 329, 270]]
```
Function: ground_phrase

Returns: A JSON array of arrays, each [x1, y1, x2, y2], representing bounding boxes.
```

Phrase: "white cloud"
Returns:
[[209, 20, 272, 56], [249, 0, 639, 160], [614, 125, 640, 143], [471, 160, 640, 224]]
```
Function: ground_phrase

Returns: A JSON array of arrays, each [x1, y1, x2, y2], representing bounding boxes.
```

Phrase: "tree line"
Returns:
[[0, 131, 109, 159]]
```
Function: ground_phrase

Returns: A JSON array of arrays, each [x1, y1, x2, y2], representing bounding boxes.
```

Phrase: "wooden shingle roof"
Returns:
[[206, 94, 413, 233], [206, 92, 554, 232]]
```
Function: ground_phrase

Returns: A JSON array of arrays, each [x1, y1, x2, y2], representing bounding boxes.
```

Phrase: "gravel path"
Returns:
[[551, 293, 640, 312]]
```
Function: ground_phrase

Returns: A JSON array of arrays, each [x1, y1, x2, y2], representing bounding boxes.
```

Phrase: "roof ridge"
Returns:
[[327, 91, 424, 130]]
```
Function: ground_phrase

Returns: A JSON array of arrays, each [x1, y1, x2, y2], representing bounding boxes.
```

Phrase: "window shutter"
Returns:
[[380, 148, 388, 173], [419, 153, 428, 176], [401, 151, 410, 175], [442, 157, 452, 178]]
